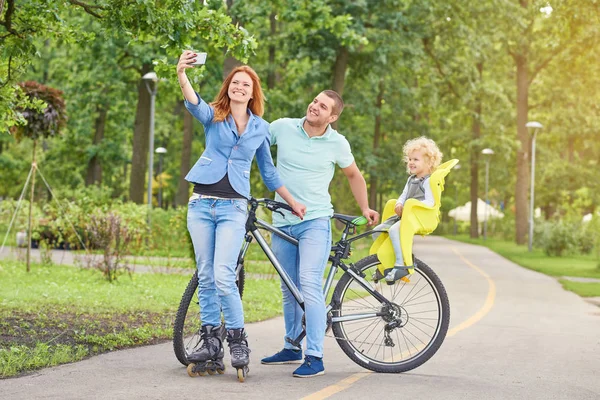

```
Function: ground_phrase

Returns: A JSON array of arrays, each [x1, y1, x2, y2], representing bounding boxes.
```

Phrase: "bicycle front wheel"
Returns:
[[331, 255, 449, 373], [172, 263, 246, 366]]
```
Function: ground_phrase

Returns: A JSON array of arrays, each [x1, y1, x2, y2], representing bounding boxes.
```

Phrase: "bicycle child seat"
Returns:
[[369, 159, 459, 275]]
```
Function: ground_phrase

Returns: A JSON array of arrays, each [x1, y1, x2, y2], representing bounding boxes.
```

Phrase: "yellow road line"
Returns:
[[447, 247, 496, 337], [301, 373, 371, 400], [302, 246, 496, 400]]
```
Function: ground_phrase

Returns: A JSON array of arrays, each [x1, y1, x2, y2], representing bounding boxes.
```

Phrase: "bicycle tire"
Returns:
[[331, 254, 449, 373], [173, 263, 246, 366]]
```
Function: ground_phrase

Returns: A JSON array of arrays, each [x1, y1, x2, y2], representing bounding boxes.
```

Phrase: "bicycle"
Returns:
[[173, 197, 450, 375]]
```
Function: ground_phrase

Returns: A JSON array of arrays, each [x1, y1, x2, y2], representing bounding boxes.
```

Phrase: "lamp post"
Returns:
[[155, 147, 167, 208], [526, 121, 543, 252], [481, 148, 494, 240], [453, 163, 461, 236], [142, 72, 158, 225]]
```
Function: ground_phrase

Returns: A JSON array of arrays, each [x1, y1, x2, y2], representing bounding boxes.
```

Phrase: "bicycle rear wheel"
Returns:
[[331, 255, 449, 373], [172, 263, 246, 366]]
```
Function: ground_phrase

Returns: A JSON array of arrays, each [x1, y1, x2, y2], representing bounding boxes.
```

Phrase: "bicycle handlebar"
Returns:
[[250, 197, 294, 214]]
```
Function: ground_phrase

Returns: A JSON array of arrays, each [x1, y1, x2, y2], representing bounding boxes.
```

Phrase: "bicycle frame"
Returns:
[[239, 201, 392, 347]]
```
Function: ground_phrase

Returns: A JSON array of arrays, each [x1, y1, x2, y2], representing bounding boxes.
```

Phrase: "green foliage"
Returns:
[[1, 0, 257, 135], [587, 215, 600, 267], [531, 187, 599, 257], [534, 220, 579, 257], [0, 343, 88, 378], [493, 214, 517, 242], [1, 0, 599, 250]]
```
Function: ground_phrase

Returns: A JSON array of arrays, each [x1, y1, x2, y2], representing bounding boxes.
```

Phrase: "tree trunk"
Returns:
[[85, 104, 107, 186], [331, 46, 349, 130], [129, 64, 152, 204], [368, 78, 384, 208], [223, 56, 242, 80], [515, 54, 529, 245], [470, 62, 483, 238], [176, 103, 194, 206]]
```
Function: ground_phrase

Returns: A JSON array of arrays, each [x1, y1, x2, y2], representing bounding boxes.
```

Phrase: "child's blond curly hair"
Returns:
[[403, 136, 443, 174]]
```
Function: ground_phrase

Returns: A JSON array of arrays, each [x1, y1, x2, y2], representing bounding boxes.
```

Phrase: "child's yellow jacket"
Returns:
[[370, 159, 459, 273]]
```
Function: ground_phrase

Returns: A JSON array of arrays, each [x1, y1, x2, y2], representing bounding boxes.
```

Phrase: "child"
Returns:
[[384, 136, 443, 283]]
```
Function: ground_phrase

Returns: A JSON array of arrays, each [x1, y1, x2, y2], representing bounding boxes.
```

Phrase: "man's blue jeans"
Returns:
[[187, 197, 247, 329], [271, 217, 331, 358]]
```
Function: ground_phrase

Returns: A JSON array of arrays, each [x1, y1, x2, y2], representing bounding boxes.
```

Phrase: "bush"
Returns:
[[82, 211, 138, 282], [493, 213, 516, 241], [578, 223, 596, 255], [535, 220, 583, 257]]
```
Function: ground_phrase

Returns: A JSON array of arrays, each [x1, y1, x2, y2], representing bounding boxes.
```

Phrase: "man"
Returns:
[[261, 90, 379, 377]]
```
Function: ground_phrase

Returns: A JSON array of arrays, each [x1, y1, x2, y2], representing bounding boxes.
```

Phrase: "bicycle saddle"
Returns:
[[332, 213, 368, 226]]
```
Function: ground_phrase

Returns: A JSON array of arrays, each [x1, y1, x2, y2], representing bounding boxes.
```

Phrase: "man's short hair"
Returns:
[[322, 90, 344, 116]]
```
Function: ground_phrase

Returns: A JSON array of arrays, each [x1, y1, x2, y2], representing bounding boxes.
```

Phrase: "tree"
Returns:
[[499, 0, 600, 243]]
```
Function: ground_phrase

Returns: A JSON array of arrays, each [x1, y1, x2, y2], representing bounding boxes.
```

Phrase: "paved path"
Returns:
[[0, 246, 191, 274], [1, 237, 599, 399]]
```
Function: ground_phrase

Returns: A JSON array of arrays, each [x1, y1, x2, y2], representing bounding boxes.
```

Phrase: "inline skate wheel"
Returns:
[[237, 366, 248, 382], [186, 363, 197, 377]]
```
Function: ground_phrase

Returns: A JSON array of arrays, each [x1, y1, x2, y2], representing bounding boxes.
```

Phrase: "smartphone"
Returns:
[[189, 51, 207, 66]]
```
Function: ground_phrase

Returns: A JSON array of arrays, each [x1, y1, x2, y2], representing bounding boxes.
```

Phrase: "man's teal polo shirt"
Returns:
[[270, 117, 355, 227]]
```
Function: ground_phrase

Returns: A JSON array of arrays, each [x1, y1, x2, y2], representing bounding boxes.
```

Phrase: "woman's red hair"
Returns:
[[211, 66, 265, 122]]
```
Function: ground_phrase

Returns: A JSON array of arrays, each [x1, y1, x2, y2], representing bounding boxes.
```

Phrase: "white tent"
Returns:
[[583, 212, 599, 223], [448, 198, 504, 222]]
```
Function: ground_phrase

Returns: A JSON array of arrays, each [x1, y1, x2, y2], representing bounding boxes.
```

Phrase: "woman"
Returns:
[[177, 50, 306, 376]]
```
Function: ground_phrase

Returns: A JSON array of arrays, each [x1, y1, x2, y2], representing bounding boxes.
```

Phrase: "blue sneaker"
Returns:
[[261, 348, 302, 364], [292, 355, 325, 378]]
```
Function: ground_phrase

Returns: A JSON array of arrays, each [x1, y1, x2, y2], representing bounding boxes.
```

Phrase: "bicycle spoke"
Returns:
[[395, 329, 404, 359], [399, 279, 430, 306], [403, 323, 428, 348], [349, 316, 381, 343], [363, 320, 384, 354], [402, 290, 435, 306], [404, 299, 438, 307], [400, 326, 417, 356], [407, 319, 435, 337], [410, 317, 438, 330], [372, 327, 384, 360]]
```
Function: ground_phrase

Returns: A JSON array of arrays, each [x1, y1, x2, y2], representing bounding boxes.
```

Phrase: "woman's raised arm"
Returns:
[[177, 50, 199, 105]]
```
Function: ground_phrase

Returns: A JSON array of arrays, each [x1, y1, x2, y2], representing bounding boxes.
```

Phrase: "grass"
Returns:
[[0, 261, 283, 378], [558, 280, 600, 297], [445, 234, 600, 297]]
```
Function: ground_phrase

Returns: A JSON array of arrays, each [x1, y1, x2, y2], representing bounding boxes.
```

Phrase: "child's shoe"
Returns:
[[384, 266, 412, 284], [372, 269, 384, 283]]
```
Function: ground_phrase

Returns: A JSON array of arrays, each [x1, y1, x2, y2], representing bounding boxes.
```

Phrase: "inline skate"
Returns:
[[227, 328, 251, 382], [186, 325, 226, 377]]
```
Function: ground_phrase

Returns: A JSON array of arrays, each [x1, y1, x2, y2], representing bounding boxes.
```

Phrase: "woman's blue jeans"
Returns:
[[187, 197, 248, 329], [271, 217, 331, 358]]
